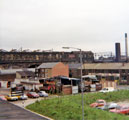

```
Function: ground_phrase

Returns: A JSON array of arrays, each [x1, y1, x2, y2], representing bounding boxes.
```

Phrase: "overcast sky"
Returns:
[[0, 0, 129, 54]]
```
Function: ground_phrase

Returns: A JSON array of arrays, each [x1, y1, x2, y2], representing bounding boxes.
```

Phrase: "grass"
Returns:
[[26, 90, 129, 120]]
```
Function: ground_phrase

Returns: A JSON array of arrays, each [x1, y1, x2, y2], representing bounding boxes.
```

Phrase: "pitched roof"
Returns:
[[17, 71, 34, 77], [37, 62, 59, 69]]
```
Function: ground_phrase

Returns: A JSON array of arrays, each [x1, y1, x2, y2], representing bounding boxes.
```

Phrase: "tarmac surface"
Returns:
[[0, 100, 49, 120]]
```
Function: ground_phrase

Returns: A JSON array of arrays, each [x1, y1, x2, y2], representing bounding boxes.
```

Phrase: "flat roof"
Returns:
[[82, 63, 129, 70]]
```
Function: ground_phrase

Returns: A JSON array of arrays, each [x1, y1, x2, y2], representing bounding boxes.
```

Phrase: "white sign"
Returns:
[[72, 86, 78, 94]]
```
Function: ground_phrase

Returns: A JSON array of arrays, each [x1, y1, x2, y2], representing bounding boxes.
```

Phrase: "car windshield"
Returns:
[[41, 91, 45, 94]]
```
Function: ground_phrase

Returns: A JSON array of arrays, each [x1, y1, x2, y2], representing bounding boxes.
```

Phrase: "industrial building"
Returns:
[[82, 63, 129, 85], [0, 51, 94, 68]]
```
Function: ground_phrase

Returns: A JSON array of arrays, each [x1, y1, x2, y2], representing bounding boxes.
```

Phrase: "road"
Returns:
[[0, 99, 51, 120]]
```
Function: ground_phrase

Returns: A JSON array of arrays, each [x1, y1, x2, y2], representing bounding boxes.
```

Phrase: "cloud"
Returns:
[[0, 0, 129, 53]]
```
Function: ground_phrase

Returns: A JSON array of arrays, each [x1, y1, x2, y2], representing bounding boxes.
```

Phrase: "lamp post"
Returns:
[[62, 47, 84, 120]]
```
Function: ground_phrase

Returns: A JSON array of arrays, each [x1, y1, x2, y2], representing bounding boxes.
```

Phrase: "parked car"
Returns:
[[97, 103, 118, 110], [27, 92, 39, 98], [90, 99, 106, 108], [0, 95, 7, 101], [38, 91, 48, 97], [99, 87, 115, 93], [18, 94, 28, 100], [5, 94, 18, 101], [110, 105, 129, 114]]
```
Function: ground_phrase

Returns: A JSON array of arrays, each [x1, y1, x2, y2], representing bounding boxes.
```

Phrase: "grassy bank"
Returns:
[[26, 90, 129, 120]]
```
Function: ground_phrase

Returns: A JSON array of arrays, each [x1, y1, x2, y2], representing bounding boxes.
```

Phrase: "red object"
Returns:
[[27, 92, 39, 98], [90, 99, 106, 108], [41, 84, 55, 92], [110, 106, 129, 114]]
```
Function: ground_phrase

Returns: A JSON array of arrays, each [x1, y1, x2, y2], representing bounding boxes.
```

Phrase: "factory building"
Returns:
[[0, 51, 94, 68]]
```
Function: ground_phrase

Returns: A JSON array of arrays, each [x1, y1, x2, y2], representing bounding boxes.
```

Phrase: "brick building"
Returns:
[[36, 62, 69, 78]]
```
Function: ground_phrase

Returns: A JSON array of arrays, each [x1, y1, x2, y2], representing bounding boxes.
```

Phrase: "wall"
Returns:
[[52, 62, 69, 77], [100, 80, 117, 88], [23, 84, 33, 90], [0, 81, 7, 88], [22, 83, 42, 91], [70, 69, 81, 78], [0, 74, 15, 88], [16, 73, 22, 79], [62, 85, 72, 95], [45, 69, 52, 78]]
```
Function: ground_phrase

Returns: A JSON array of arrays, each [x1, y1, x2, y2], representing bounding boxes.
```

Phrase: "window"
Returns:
[[21, 76, 25, 79], [45, 69, 48, 73]]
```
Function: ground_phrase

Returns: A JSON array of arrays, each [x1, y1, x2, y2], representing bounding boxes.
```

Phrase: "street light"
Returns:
[[62, 47, 84, 120]]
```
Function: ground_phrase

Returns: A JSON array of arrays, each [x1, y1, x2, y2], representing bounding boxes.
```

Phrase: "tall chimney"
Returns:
[[125, 33, 128, 62], [115, 43, 121, 62]]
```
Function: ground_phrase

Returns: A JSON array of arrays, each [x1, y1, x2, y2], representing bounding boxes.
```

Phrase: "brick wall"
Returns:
[[0, 74, 16, 82], [62, 85, 72, 95], [52, 62, 69, 77]]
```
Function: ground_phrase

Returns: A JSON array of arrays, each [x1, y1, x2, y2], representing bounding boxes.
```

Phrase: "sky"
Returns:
[[0, 0, 129, 54]]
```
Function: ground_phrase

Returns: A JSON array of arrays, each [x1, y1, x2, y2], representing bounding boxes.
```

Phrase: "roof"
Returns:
[[69, 63, 81, 69], [17, 71, 34, 77], [37, 62, 60, 69], [83, 63, 129, 70], [0, 68, 35, 75], [59, 76, 80, 81], [82, 75, 97, 79], [21, 82, 41, 85]]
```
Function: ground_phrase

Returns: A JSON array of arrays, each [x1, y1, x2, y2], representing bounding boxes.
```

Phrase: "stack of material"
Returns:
[[90, 84, 96, 92]]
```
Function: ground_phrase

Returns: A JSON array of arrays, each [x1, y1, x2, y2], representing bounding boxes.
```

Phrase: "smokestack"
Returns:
[[125, 33, 128, 62], [115, 43, 121, 62]]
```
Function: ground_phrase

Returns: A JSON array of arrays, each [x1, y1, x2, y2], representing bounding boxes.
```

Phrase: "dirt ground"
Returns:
[[12, 97, 47, 107], [0, 88, 10, 95], [117, 100, 129, 106], [12, 95, 58, 107]]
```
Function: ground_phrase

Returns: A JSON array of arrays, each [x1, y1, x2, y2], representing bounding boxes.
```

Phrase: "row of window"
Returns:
[[86, 70, 129, 73]]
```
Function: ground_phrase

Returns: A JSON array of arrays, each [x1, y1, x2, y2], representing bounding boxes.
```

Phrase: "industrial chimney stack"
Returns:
[[125, 33, 128, 62], [115, 43, 121, 62]]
